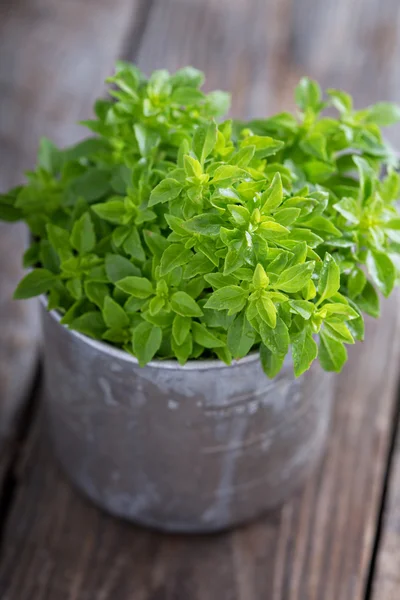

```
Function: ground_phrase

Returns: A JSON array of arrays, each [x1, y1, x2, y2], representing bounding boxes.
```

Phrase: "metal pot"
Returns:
[[41, 302, 333, 533]]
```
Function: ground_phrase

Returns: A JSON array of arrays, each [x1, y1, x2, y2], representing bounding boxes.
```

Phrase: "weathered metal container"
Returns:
[[41, 302, 333, 533]]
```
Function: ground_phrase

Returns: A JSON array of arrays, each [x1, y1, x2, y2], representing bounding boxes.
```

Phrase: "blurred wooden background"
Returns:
[[1, 1, 400, 598]]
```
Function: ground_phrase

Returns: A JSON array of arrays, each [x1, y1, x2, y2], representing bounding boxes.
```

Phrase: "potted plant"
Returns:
[[1, 63, 399, 532]]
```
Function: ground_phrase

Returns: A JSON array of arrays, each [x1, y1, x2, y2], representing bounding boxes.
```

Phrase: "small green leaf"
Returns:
[[182, 214, 223, 237], [317, 253, 340, 305], [259, 317, 289, 355], [105, 254, 140, 283], [275, 262, 315, 293], [260, 345, 286, 378], [193, 121, 217, 164], [170, 291, 203, 317], [132, 322, 162, 367], [70, 312, 106, 338], [260, 173, 283, 213], [241, 135, 284, 158], [14, 269, 57, 299], [204, 286, 248, 314], [291, 328, 318, 377], [149, 179, 183, 207], [253, 263, 269, 289], [256, 294, 277, 328], [211, 165, 248, 185], [295, 77, 322, 112], [348, 268, 367, 299], [123, 227, 146, 262], [192, 322, 225, 348], [116, 276, 153, 298], [319, 330, 347, 372], [227, 311, 256, 358], [333, 198, 360, 224], [172, 314, 191, 346], [355, 280, 380, 318], [70, 212, 96, 254], [289, 300, 315, 320], [364, 102, 400, 126], [92, 200, 126, 224], [84, 281, 109, 309], [103, 296, 129, 329], [366, 250, 395, 297], [160, 244, 193, 276]]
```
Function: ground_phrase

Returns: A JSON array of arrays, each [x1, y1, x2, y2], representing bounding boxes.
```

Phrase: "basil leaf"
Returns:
[[291, 328, 318, 377], [132, 322, 162, 367], [103, 296, 130, 329], [14, 269, 57, 299], [366, 250, 395, 297], [317, 253, 340, 304], [319, 330, 347, 372], [275, 262, 315, 293], [170, 291, 203, 317], [116, 276, 153, 299], [227, 311, 256, 358]]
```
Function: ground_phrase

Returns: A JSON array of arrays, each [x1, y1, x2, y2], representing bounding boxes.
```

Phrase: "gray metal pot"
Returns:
[[41, 302, 333, 533]]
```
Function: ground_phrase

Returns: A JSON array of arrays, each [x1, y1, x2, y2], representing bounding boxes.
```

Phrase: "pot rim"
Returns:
[[39, 295, 261, 372]]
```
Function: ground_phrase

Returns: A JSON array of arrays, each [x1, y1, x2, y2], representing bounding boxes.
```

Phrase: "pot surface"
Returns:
[[41, 304, 333, 532]]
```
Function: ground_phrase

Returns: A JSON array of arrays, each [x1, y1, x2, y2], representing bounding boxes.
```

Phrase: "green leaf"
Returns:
[[160, 244, 193, 276], [182, 214, 223, 237], [45, 225, 71, 263], [70, 312, 106, 338], [134, 123, 160, 157], [204, 286, 248, 314], [241, 135, 284, 158], [37, 138, 62, 174], [84, 281, 108, 309], [227, 311, 256, 358], [68, 169, 110, 202], [70, 212, 96, 254], [172, 333, 193, 365], [148, 179, 183, 207], [295, 77, 322, 112], [319, 330, 347, 372], [172, 314, 191, 346], [366, 250, 395, 297], [289, 300, 315, 320], [132, 322, 162, 367], [259, 317, 289, 355], [260, 173, 283, 213], [275, 262, 315, 293], [260, 345, 286, 378], [105, 254, 140, 283], [291, 328, 318, 377], [116, 276, 153, 298], [333, 197, 360, 224], [92, 200, 126, 224], [122, 227, 146, 262], [364, 102, 400, 126], [348, 268, 367, 299], [317, 253, 340, 304], [170, 291, 203, 317], [193, 121, 217, 164], [171, 86, 205, 105], [211, 165, 248, 185], [192, 322, 225, 348], [103, 296, 129, 329], [256, 294, 277, 328], [14, 269, 57, 299], [355, 280, 380, 318], [252, 263, 269, 289]]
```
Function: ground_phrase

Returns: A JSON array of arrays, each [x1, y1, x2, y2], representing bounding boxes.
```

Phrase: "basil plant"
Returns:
[[1, 63, 400, 377]]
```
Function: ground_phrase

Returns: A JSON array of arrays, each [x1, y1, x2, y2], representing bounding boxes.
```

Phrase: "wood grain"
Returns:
[[0, 298, 399, 599], [0, 0, 146, 449], [372, 427, 400, 600], [1, 0, 400, 597]]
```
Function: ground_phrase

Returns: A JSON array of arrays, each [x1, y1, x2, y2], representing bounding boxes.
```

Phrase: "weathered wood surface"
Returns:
[[0, 0, 145, 449], [372, 427, 400, 600], [0, 300, 399, 599], [1, 0, 400, 598]]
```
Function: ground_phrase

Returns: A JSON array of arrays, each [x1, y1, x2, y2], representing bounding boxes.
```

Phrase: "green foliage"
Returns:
[[4, 64, 400, 377]]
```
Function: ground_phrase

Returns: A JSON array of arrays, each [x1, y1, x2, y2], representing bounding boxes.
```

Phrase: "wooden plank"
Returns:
[[1, 0, 400, 597], [372, 427, 400, 600], [0, 0, 144, 450], [0, 299, 399, 599]]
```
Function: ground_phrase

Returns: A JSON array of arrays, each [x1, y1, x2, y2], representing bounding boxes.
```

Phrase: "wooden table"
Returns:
[[1, 1, 400, 598]]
